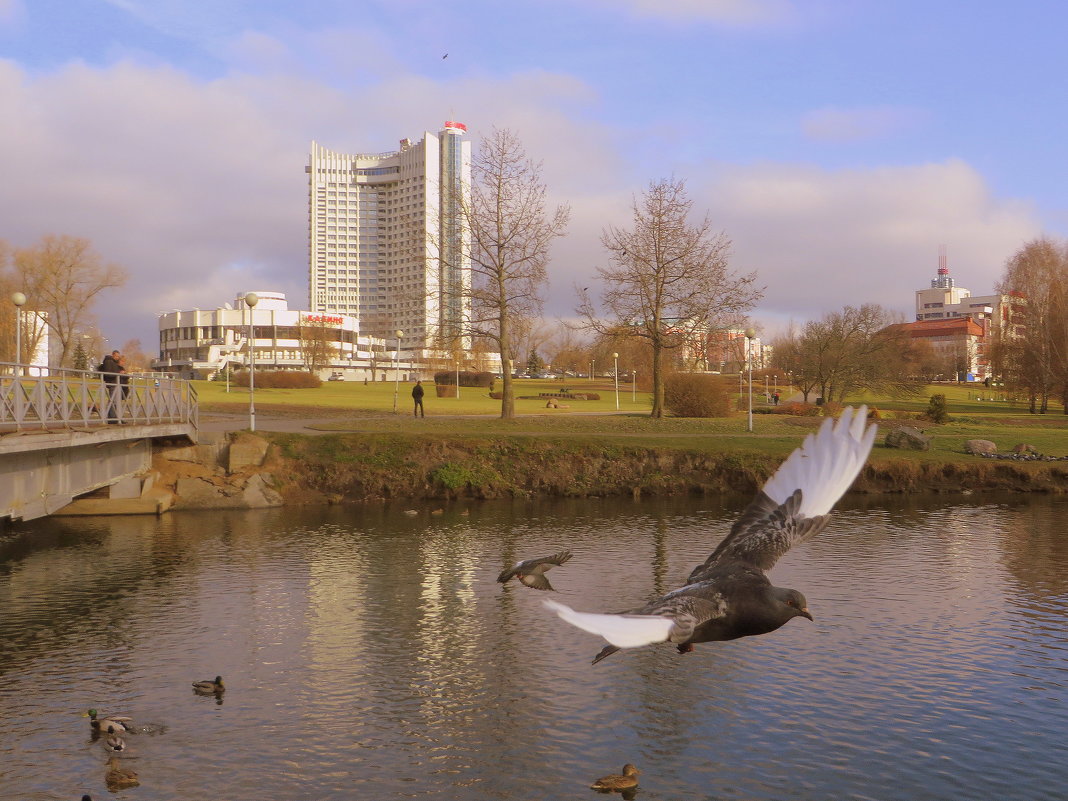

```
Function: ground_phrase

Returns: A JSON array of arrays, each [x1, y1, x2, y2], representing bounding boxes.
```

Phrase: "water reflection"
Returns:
[[1, 494, 1067, 800]]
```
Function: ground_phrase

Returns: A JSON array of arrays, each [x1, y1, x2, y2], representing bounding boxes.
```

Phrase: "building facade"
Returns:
[[154, 292, 418, 381], [307, 122, 472, 355]]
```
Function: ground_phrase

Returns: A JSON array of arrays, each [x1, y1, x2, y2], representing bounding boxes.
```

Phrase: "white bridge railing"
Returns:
[[0, 362, 198, 433]]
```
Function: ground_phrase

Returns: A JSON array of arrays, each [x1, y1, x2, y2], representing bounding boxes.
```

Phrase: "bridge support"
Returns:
[[1, 430, 163, 522]]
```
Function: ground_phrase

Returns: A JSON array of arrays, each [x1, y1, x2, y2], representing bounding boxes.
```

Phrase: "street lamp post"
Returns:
[[632, 368, 636, 402], [11, 292, 26, 375], [244, 292, 259, 431], [392, 330, 404, 413], [612, 352, 619, 410], [591, 359, 595, 381], [745, 328, 755, 432], [455, 358, 460, 400]]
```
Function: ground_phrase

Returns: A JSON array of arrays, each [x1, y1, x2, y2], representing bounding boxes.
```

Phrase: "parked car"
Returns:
[[327, 373, 345, 381]]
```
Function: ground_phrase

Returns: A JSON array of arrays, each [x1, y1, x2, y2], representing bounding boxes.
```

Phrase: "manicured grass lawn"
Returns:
[[197, 377, 1068, 463], [195, 376, 652, 416]]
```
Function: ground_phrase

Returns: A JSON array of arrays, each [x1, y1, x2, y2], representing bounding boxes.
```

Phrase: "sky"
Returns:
[[1, 0, 1065, 352]]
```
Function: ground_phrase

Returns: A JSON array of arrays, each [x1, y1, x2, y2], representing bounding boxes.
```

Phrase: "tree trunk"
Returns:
[[650, 338, 664, 418], [499, 309, 514, 420]]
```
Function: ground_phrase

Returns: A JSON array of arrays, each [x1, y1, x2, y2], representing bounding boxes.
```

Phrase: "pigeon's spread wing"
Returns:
[[543, 595, 727, 648], [498, 550, 572, 584], [692, 406, 876, 576], [520, 572, 555, 591]]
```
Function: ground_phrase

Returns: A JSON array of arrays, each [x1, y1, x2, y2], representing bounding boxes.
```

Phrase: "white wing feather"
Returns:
[[761, 405, 877, 517], [542, 599, 674, 648]]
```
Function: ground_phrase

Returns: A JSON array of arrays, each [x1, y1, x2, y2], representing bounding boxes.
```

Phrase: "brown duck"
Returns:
[[591, 763, 640, 793]]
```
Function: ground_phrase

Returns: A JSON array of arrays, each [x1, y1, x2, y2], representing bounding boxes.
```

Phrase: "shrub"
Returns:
[[231, 370, 322, 388], [821, 400, 844, 418], [435, 370, 496, 388], [924, 393, 950, 423], [663, 373, 732, 418]]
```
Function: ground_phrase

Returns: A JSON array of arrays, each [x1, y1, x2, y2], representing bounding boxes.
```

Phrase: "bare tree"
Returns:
[[991, 238, 1068, 413], [298, 319, 339, 374], [13, 235, 128, 366], [578, 178, 762, 418], [771, 304, 926, 402], [451, 128, 570, 417]]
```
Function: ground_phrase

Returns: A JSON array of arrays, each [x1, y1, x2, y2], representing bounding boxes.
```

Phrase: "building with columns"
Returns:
[[153, 292, 417, 381]]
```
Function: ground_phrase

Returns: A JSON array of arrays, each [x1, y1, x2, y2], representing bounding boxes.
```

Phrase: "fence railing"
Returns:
[[0, 362, 198, 434]]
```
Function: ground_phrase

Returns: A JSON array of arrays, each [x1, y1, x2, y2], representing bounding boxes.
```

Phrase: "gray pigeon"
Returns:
[[497, 550, 572, 591], [544, 406, 876, 663]]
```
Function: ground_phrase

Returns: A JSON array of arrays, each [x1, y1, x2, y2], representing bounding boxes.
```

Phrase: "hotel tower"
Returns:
[[307, 122, 472, 353]]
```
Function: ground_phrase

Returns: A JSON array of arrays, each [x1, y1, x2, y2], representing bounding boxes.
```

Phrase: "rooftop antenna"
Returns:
[[932, 244, 954, 289]]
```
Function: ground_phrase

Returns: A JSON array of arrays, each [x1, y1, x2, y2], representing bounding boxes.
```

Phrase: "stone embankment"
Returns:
[[56, 432, 283, 516], [56, 428, 1068, 517]]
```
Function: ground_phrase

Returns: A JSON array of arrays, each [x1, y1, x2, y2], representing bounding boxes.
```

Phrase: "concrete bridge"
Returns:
[[1, 363, 198, 522]]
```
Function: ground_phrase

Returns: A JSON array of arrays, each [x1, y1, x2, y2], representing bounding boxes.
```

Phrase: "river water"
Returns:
[[1, 493, 1066, 800]]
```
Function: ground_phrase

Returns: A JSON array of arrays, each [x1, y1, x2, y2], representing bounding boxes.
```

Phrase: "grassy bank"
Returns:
[[199, 379, 1068, 500]]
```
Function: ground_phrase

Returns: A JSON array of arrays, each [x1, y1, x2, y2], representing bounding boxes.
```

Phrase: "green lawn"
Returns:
[[196, 376, 652, 416], [197, 377, 1068, 464]]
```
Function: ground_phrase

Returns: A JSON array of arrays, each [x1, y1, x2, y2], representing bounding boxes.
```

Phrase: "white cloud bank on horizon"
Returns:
[[0, 56, 1045, 350]]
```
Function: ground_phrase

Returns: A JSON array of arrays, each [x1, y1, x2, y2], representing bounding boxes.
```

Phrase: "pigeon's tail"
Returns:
[[542, 599, 674, 648], [761, 404, 877, 517], [591, 644, 620, 664]]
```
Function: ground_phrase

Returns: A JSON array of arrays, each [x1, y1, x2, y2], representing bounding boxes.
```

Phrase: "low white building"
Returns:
[[153, 292, 416, 381]]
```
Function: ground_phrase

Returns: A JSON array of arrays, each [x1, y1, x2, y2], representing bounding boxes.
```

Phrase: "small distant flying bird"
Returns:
[[442, 53, 448, 59], [497, 550, 572, 591]]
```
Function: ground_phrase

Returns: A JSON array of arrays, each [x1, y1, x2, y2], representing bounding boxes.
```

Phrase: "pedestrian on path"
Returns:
[[412, 380, 425, 417]]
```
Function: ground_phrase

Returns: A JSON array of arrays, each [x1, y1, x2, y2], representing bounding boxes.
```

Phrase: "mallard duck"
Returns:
[[192, 675, 225, 693], [544, 406, 877, 664], [104, 734, 126, 752], [105, 756, 139, 790], [85, 709, 132, 733], [497, 549, 572, 591], [591, 763, 640, 792]]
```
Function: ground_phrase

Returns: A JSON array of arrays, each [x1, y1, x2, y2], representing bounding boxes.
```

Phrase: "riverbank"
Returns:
[[145, 419, 1068, 514]]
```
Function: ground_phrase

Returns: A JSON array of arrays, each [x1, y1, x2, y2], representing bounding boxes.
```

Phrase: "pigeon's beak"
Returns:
[[800, 607, 813, 621]]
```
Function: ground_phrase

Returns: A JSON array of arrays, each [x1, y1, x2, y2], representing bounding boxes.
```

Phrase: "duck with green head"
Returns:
[[192, 675, 225, 693], [84, 709, 132, 734]]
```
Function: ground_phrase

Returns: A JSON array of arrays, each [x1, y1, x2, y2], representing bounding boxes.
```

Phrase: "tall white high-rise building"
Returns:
[[307, 122, 471, 353]]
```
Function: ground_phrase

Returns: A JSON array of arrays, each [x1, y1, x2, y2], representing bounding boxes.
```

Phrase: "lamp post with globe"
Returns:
[[244, 292, 259, 431], [11, 292, 26, 375]]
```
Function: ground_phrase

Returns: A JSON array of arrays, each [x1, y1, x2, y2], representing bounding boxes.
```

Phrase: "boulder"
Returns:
[[1011, 443, 1038, 455], [964, 439, 998, 456], [228, 435, 270, 473], [885, 426, 931, 451]]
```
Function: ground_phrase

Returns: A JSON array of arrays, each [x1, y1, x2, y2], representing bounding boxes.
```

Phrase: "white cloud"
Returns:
[[689, 159, 1040, 334], [801, 105, 926, 143]]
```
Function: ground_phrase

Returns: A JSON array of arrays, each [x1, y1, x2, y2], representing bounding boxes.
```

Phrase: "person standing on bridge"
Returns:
[[98, 350, 124, 424]]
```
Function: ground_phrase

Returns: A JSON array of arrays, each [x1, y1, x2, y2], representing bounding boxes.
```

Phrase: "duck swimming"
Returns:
[[192, 675, 225, 693], [105, 756, 139, 790], [85, 709, 132, 734], [591, 763, 640, 792]]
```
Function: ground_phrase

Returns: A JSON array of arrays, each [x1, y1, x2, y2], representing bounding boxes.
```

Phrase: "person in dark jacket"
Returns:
[[412, 380, 425, 417], [98, 350, 123, 423]]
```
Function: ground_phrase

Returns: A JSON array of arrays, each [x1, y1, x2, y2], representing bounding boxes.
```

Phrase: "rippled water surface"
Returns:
[[2, 493, 1067, 800]]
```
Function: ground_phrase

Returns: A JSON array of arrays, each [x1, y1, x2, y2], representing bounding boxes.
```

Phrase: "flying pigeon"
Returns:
[[497, 549, 573, 591], [544, 406, 876, 663]]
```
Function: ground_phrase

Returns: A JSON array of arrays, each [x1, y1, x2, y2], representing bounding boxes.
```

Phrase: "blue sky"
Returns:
[[1, 0, 1064, 350]]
